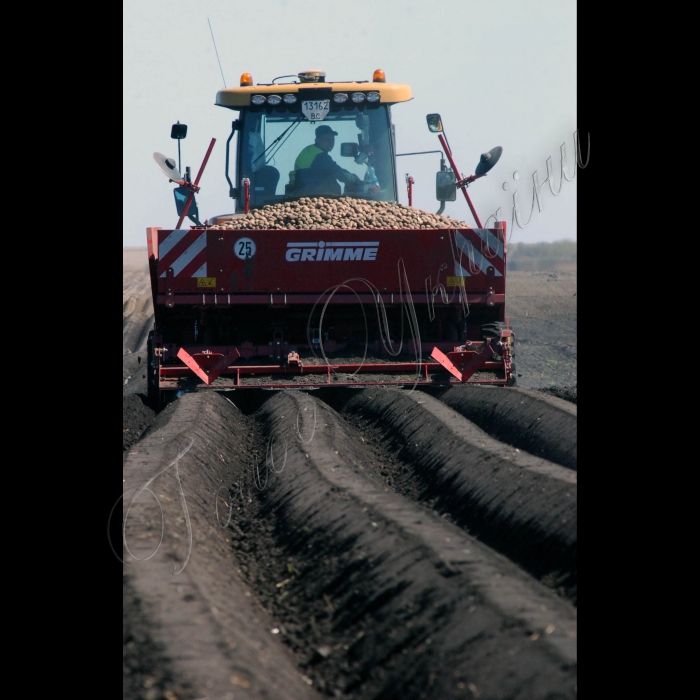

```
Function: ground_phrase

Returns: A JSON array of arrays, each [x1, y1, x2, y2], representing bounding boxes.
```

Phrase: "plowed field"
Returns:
[[122, 247, 577, 699]]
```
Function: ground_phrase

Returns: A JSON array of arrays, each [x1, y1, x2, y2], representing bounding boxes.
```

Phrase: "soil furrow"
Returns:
[[122, 255, 578, 698], [123, 572, 197, 700], [122, 393, 323, 700], [325, 387, 577, 603], [123, 297, 154, 355], [422, 384, 577, 469], [244, 390, 576, 699]]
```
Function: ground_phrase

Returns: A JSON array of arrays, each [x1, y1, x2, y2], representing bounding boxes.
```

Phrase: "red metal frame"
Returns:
[[406, 174, 414, 206], [159, 359, 508, 379], [155, 292, 505, 306], [156, 358, 511, 390], [159, 379, 508, 391], [154, 331, 513, 390], [147, 224, 513, 392]]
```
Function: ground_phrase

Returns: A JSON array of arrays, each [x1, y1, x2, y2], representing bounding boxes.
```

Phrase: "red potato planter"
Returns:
[[146, 68, 513, 406]]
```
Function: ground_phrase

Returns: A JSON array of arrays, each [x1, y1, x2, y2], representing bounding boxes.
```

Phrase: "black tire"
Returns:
[[481, 322, 502, 340]]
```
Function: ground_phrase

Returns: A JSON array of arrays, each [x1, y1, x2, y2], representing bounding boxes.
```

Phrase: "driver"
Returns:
[[290, 125, 362, 196]]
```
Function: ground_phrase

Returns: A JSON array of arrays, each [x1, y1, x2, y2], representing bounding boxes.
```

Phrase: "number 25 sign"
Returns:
[[234, 237, 256, 260]]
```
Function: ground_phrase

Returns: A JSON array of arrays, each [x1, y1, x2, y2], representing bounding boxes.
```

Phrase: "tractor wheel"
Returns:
[[481, 322, 502, 340]]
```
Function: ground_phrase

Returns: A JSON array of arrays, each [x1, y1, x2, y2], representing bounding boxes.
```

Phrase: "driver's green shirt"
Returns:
[[294, 144, 324, 170]]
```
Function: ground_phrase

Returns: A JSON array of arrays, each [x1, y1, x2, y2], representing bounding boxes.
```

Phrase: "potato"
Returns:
[[208, 197, 471, 231]]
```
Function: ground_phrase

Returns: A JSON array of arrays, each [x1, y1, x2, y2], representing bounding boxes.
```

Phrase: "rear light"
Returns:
[[333, 93, 348, 103], [282, 94, 297, 104], [251, 95, 266, 105], [366, 92, 380, 102], [240, 73, 253, 86], [266, 95, 282, 105], [372, 69, 386, 83], [351, 92, 366, 103]]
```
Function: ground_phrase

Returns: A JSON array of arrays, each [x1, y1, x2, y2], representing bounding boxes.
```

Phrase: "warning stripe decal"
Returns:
[[159, 230, 200, 271], [473, 228, 504, 259], [158, 229, 190, 259], [159, 231, 207, 278], [174, 242, 208, 278], [453, 231, 504, 277]]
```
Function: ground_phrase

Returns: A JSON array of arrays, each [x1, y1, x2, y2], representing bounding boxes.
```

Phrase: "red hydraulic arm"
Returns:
[[175, 138, 216, 229], [437, 133, 484, 228]]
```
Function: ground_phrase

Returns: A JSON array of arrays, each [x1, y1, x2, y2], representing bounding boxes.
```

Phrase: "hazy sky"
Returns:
[[123, 0, 577, 247]]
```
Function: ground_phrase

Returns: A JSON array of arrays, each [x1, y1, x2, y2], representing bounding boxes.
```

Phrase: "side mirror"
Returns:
[[475, 146, 503, 176], [171, 122, 187, 140], [340, 142, 359, 158], [436, 171, 456, 201], [426, 114, 443, 133]]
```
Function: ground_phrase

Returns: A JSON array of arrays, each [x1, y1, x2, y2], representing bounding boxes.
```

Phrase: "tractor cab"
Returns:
[[215, 69, 413, 211]]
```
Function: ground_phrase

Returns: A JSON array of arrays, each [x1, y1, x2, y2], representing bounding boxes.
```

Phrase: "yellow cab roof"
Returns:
[[216, 81, 413, 110]]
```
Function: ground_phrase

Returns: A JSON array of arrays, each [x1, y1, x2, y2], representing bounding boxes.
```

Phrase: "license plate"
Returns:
[[301, 100, 330, 122]]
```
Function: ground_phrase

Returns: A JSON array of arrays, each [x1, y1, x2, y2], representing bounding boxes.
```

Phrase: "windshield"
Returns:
[[238, 103, 396, 209]]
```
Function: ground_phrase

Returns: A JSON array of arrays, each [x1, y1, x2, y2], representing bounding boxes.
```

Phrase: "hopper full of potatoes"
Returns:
[[209, 197, 471, 230]]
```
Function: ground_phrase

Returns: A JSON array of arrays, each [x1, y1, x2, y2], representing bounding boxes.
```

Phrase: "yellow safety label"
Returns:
[[197, 277, 216, 288], [446, 276, 466, 286]]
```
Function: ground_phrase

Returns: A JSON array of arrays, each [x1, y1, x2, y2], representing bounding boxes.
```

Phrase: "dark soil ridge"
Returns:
[[538, 384, 577, 405], [327, 388, 577, 603], [122, 393, 323, 700], [123, 573, 197, 700], [420, 384, 577, 470], [123, 394, 155, 460], [252, 390, 576, 700], [123, 290, 154, 355]]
